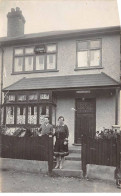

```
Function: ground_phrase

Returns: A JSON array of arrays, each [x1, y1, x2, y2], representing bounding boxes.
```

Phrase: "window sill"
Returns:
[[74, 66, 104, 71], [11, 70, 59, 75]]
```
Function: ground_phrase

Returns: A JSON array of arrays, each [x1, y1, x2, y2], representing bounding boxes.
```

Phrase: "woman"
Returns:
[[54, 116, 69, 169]]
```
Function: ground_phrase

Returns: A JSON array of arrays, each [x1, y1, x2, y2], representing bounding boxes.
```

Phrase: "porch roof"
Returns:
[[3, 72, 120, 91]]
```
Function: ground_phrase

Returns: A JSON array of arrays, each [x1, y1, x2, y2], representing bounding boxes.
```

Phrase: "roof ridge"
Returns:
[[101, 72, 120, 85], [3, 77, 26, 91]]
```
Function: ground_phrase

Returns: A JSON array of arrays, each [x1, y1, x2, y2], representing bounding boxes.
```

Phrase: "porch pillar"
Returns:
[[115, 88, 120, 125]]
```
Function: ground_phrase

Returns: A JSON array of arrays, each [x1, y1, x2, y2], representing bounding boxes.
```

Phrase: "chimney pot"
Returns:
[[16, 7, 20, 11], [7, 7, 25, 37], [11, 8, 15, 12]]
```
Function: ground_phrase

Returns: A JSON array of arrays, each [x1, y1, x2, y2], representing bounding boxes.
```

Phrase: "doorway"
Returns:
[[75, 98, 96, 144]]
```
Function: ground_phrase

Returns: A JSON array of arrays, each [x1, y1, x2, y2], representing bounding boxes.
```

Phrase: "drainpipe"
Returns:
[[0, 46, 4, 126]]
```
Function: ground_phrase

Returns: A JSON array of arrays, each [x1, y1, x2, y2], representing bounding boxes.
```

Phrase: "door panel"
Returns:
[[75, 98, 96, 144]]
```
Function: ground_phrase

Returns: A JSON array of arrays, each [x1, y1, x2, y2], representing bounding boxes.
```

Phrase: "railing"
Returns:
[[0, 134, 53, 173], [81, 134, 121, 177]]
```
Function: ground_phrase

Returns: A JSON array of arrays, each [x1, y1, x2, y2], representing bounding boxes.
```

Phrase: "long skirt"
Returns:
[[54, 138, 69, 157]]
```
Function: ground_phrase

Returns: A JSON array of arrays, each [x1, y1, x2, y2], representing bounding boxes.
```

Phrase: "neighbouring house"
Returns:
[[0, 7, 120, 146]]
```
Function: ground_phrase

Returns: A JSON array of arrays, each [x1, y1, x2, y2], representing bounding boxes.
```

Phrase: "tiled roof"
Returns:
[[3, 73, 120, 91], [0, 26, 120, 45]]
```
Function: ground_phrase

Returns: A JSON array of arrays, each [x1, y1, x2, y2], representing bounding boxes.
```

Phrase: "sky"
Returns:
[[0, 0, 120, 37]]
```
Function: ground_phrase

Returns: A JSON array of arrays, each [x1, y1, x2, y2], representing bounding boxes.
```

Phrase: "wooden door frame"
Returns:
[[74, 97, 96, 144]]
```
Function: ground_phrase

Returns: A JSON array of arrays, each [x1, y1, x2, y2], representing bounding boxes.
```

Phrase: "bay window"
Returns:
[[4, 91, 56, 126]]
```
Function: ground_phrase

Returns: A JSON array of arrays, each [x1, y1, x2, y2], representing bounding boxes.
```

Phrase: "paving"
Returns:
[[0, 169, 120, 192]]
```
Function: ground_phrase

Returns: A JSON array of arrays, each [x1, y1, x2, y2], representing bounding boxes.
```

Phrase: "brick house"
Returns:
[[0, 8, 120, 146]]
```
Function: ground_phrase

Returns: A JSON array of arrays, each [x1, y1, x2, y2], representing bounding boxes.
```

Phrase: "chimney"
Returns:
[[7, 7, 26, 37]]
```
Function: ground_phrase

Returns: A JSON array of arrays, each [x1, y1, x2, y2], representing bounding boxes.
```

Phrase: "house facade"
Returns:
[[0, 8, 120, 146]]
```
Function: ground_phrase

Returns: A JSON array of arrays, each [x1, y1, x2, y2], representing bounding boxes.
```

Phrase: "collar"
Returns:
[[45, 123, 49, 126], [58, 124, 65, 126]]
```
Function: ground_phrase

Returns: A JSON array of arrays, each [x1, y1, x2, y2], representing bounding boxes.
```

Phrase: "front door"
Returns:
[[75, 98, 96, 144]]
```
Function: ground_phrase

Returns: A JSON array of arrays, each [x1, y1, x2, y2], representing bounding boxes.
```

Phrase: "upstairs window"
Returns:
[[77, 39, 101, 69], [13, 44, 57, 73]]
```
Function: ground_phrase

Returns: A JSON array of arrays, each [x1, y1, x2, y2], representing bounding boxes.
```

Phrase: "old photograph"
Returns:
[[0, 0, 121, 193]]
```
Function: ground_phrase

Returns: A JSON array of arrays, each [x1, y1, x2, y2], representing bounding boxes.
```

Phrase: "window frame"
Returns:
[[3, 90, 56, 126], [13, 43, 58, 74], [76, 38, 102, 70], [16, 105, 26, 125]]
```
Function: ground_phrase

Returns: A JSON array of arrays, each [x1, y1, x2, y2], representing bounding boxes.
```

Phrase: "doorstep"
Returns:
[[52, 160, 83, 178]]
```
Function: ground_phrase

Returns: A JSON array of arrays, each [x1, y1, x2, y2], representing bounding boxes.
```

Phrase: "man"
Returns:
[[38, 116, 53, 136]]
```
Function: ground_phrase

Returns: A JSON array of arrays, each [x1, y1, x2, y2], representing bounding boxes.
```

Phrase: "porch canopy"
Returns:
[[2, 72, 120, 92], [2, 72, 121, 125]]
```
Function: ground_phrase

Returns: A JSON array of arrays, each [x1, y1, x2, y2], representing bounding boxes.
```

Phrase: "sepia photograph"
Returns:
[[0, 0, 121, 193]]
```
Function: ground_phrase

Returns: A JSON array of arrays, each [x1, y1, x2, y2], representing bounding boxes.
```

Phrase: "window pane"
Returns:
[[14, 57, 23, 72], [15, 48, 23, 55], [25, 56, 34, 71], [29, 94, 37, 100], [47, 54, 56, 69], [6, 106, 14, 124], [25, 47, 34, 54], [18, 95, 26, 101], [90, 40, 100, 48], [90, 50, 100, 66], [40, 93, 49, 100], [34, 45, 45, 54], [78, 41, 88, 51], [77, 51, 88, 67], [36, 55, 44, 70], [28, 106, 37, 124], [17, 106, 26, 124], [7, 95, 15, 102], [39, 105, 49, 124], [47, 44, 56, 52]]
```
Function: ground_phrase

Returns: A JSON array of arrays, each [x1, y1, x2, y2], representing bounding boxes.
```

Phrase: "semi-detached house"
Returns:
[[0, 8, 120, 146]]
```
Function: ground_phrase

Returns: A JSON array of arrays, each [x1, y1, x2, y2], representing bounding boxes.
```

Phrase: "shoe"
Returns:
[[117, 185, 121, 189], [59, 163, 63, 169], [55, 164, 59, 169]]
